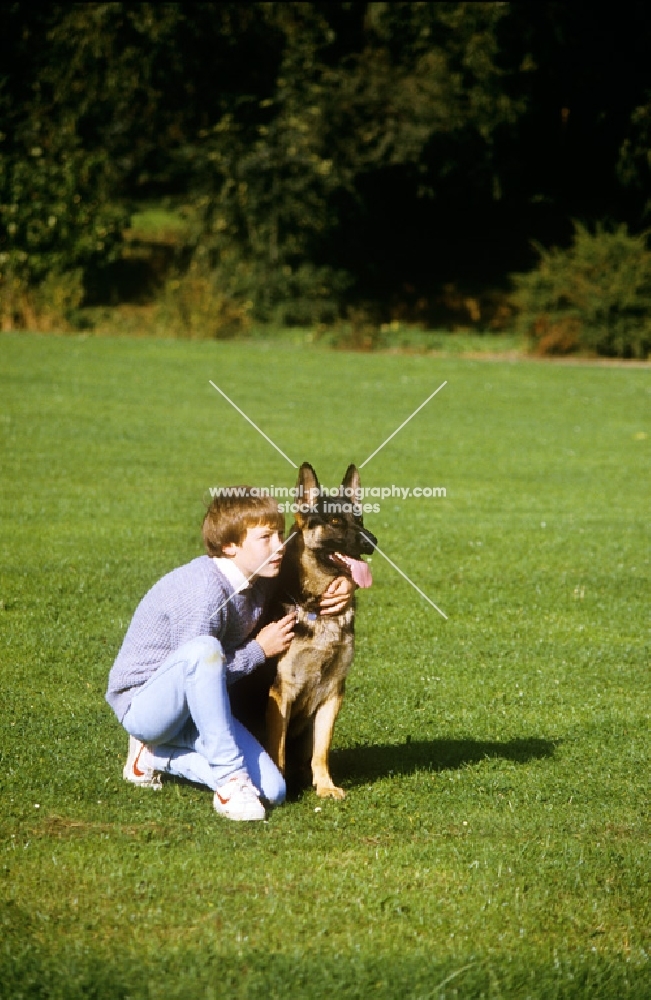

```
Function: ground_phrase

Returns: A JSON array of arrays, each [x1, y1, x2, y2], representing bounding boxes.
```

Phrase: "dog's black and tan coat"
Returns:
[[230, 462, 376, 799]]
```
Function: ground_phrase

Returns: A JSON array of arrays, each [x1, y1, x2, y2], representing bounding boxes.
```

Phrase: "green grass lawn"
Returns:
[[1, 332, 649, 999]]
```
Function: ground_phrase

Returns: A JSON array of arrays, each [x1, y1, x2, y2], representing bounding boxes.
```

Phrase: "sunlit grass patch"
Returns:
[[1, 332, 649, 998]]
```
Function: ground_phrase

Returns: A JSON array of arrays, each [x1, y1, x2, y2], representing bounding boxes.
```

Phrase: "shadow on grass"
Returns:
[[145, 735, 557, 801], [331, 736, 557, 787]]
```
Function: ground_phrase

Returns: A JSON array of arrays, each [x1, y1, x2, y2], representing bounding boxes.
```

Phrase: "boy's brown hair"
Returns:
[[202, 490, 285, 557]]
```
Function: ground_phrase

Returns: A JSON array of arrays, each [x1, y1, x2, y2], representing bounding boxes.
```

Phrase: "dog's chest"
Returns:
[[275, 608, 355, 715], [294, 605, 353, 646]]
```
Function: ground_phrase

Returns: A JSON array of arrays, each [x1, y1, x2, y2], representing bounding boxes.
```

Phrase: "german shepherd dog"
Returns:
[[230, 462, 376, 798]]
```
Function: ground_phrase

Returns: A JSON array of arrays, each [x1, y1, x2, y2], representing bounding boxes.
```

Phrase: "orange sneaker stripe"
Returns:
[[133, 746, 145, 778]]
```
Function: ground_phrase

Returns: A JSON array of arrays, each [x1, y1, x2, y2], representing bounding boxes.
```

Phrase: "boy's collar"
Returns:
[[212, 557, 251, 593]]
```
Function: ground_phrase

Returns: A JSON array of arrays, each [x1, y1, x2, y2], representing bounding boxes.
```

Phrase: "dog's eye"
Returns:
[[330, 517, 344, 526]]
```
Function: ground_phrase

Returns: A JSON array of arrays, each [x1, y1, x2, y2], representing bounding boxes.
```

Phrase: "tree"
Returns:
[[4, 2, 651, 330]]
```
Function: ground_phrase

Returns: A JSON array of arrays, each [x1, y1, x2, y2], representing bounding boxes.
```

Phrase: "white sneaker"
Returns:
[[213, 774, 266, 821], [123, 736, 162, 789]]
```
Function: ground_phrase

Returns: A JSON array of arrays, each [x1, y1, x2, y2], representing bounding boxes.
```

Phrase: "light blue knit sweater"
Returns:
[[105, 556, 272, 722]]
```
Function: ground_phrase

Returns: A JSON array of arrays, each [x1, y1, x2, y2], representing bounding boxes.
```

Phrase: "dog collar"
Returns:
[[292, 604, 355, 628]]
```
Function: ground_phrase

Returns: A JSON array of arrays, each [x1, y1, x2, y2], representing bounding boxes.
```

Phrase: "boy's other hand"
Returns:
[[256, 612, 295, 658], [320, 576, 355, 616]]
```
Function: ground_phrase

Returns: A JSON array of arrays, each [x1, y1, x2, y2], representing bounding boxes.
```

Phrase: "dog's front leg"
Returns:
[[266, 685, 290, 775], [311, 690, 345, 799]]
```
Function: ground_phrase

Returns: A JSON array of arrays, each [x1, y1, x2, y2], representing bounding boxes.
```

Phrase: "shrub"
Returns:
[[510, 222, 651, 358], [316, 305, 385, 351], [157, 262, 252, 339], [30, 269, 85, 330], [0, 268, 84, 332]]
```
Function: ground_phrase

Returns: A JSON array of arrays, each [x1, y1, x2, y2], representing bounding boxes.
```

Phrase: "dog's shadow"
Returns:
[[330, 736, 557, 788]]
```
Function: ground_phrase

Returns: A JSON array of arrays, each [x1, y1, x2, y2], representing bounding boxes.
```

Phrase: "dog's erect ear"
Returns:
[[298, 462, 320, 505], [341, 464, 361, 498]]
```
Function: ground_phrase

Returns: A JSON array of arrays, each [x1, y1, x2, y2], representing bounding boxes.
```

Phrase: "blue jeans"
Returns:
[[121, 635, 285, 806]]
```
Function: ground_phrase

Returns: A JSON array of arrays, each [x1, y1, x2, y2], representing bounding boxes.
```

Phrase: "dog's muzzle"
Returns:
[[358, 528, 377, 555]]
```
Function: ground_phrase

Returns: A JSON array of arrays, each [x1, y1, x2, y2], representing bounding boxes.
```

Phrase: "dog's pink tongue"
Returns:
[[335, 553, 373, 588]]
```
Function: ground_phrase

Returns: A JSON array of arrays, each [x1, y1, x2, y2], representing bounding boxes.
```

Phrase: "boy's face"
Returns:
[[222, 523, 284, 580]]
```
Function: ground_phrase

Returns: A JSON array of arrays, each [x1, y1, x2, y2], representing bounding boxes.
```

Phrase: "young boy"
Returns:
[[105, 492, 353, 821]]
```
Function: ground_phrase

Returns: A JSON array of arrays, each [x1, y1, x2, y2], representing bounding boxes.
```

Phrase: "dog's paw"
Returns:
[[315, 783, 346, 800]]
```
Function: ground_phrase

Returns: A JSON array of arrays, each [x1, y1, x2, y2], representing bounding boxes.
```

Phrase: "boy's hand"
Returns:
[[256, 612, 295, 658], [320, 575, 355, 616]]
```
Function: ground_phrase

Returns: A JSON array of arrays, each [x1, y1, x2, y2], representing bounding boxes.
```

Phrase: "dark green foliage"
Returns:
[[0, 3, 257, 325], [0, 5, 135, 326], [617, 93, 651, 216], [179, 2, 519, 324], [510, 223, 651, 358], [0, 2, 536, 327], [4, 3, 651, 329]]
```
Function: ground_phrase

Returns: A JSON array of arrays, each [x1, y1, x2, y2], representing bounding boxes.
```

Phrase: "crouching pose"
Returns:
[[105, 492, 353, 821]]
